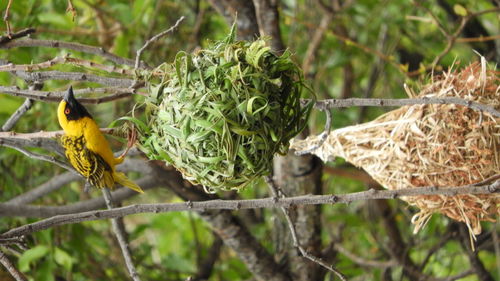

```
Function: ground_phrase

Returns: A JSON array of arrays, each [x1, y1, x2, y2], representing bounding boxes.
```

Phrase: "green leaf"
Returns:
[[18, 245, 50, 272], [54, 247, 74, 271], [453, 4, 467, 16]]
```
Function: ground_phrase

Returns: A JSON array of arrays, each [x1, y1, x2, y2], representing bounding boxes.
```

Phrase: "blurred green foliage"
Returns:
[[0, 0, 498, 280]]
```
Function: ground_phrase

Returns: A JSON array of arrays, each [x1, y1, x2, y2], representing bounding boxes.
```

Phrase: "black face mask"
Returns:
[[63, 86, 92, 121]]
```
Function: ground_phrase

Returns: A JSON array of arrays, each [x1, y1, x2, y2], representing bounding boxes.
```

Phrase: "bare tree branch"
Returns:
[[265, 176, 346, 281], [0, 86, 135, 103], [2, 0, 14, 37], [333, 244, 398, 268], [0, 250, 27, 281], [0, 28, 35, 44], [1, 181, 497, 239], [0, 134, 64, 156], [0, 38, 143, 68], [458, 225, 495, 281], [0, 141, 73, 172], [1, 98, 33, 132], [134, 16, 185, 70], [0, 55, 134, 75], [192, 235, 223, 281], [6, 172, 80, 205], [302, 11, 333, 76], [8, 70, 134, 87], [0, 176, 156, 218], [305, 97, 500, 118], [102, 189, 142, 281]]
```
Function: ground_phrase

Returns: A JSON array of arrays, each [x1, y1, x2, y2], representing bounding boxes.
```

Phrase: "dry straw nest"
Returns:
[[139, 27, 313, 192], [292, 61, 499, 235]]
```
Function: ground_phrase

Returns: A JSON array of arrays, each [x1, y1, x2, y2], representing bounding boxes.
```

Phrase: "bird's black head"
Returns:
[[63, 86, 92, 121]]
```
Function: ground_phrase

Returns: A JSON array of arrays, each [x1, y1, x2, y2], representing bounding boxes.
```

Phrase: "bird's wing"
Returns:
[[62, 135, 112, 188]]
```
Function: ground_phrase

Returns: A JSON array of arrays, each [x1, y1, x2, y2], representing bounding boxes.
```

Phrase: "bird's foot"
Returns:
[[118, 125, 137, 159]]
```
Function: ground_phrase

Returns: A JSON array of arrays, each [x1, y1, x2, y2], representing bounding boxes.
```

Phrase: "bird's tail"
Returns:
[[113, 171, 144, 193]]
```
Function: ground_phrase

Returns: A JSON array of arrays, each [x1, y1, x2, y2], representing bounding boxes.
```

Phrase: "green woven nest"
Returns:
[[141, 27, 313, 192]]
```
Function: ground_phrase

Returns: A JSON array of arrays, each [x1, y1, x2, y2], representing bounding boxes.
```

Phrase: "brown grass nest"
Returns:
[[292, 61, 499, 235]]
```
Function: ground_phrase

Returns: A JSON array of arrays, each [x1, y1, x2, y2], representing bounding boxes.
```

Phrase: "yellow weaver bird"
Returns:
[[57, 86, 144, 193]]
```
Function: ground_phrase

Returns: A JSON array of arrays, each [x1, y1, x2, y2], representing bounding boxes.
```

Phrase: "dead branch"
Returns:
[[306, 97, 500, 118], [0, 86, 135, 103], [1, 181, 497, 238], [102, 189, 141, 281], [2, 0, 13, 37], [1, 98, 33, 132], [1, 38, 142, 68], [134, 16, 185, 70], [6, 172, 80, 205], [0, 28, 35, 44], [266, 176, 346, 281], [8, 70, 134, 87], [0, 250, 27, 281], [0, 176, 156, 218], [0, 141, 73, 172], [0, 55, 134, 75]]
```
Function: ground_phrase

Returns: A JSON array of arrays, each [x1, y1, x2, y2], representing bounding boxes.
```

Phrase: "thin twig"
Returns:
[[333, 244, 397, 268], [416, 3, 500, 68], [0, 142, 74, 172], [7, 70, 135, 87], [302, 11, 333, 75], [304, 97, 500, 118], [457, 34, 500, 43], [6, 172, 80, 204], [0, 86, 135, 103], [1, 176, 156, 218], [0, 250, 27, 281], [265, 176, 347, 280], [1, 38, 142, 68], [0, 55, 134, 75], [66, 0, 77, 21], [0, 28, 35, 44], [1, 180, 498, 238], [0, 128, 113, 139], [102, 189, 141, 281], [134, 16, 185, 69], [1, 98, 33, 131], [295, 108, 332, 156], [3, 0, 13, 37]]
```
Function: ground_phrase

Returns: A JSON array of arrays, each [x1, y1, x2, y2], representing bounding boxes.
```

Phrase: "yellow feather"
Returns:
[[58, 98, 143, 193]]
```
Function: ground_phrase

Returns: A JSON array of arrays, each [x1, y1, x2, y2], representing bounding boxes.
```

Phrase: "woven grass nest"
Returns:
[[292, 61, 499, 235], [139, 26, 313, 192]]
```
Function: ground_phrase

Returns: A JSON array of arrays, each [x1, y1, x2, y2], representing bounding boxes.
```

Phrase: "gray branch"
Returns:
[[0, 86, 134, 104], [102, 189, 141, 281], [6, 172, 80, 205], [0, 250, 27, 281], [1, 98, 33, 132], [0, 38, 145, 68], [0, 141, 73, 171], [134, 16, 185, 69], [0, 176, 156, 218], [304, 97, 500, 118], [1, 181, 498, 239], [10, 70, 134, 87]]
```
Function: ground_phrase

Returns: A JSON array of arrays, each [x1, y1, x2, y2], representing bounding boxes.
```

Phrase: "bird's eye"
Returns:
[[65, 108, 71, 114]]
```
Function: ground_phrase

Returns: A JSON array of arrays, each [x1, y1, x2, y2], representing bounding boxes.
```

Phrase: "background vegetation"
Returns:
[[0, 0, 499, 280]]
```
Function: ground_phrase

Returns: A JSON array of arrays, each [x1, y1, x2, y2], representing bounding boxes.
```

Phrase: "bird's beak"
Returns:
[[64, 86, 75, 103]]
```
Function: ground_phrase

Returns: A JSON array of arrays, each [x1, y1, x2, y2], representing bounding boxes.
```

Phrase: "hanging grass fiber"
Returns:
[[139, 25, 313, 192]]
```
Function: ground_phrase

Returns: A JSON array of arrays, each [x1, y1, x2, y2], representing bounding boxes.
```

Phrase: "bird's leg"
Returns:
[[84, 181, 91, 193], [117, 125, 137, 160]]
